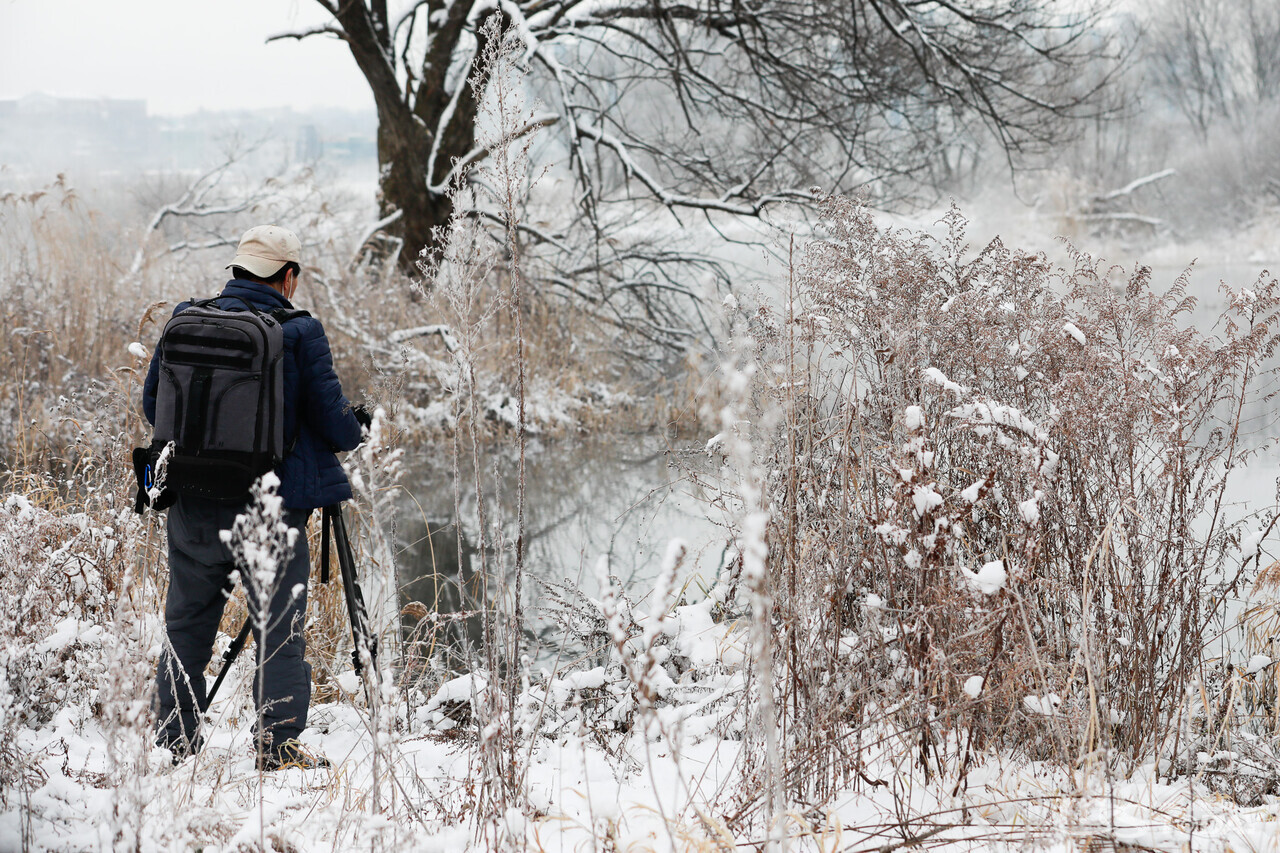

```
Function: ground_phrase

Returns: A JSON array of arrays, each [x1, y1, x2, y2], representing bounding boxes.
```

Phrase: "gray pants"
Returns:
[[154, 496, 312, 752]]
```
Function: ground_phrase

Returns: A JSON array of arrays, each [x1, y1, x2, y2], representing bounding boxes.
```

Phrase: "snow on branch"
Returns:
[[126, 156, 259, 278], [387, 324, 460, 353], [574, 122, 810, 217], [1091, 169, 1177, 204], [946, 398, 1049, 445], [165, 237, 238, 256], [265, 23, 347, 43], [430, 112, 561, 193], [349, 209, 404, 271], [1080, 212, 1165, 227]]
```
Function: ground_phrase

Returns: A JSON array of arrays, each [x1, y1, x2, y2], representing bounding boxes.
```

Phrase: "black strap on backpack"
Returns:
[[192, 294, 256, 312], [210, 295, 311, 455], [273, 307, 311, 324], [192, 294, 312, 324], [183, 369, 213, 449]]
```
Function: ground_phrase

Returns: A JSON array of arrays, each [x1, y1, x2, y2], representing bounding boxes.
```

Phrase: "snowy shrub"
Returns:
[[0, 497, 114, 732], [0, 493, 160, 824], [745, 197, 1280, 801]]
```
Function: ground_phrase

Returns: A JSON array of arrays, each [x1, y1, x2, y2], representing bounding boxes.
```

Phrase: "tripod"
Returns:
[[205, 503, 378, 706]]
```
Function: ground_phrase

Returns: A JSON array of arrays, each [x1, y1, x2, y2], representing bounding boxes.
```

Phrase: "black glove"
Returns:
[[352, 404, 373, 429]]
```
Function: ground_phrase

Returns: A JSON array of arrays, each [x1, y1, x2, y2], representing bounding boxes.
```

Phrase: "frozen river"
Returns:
[[388, 256, 1280, 668]]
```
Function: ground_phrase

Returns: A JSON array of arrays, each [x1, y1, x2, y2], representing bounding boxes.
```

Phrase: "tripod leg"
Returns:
[[329, 505, 378, 674], [320, 505, 331, 585], [205, 618, 252, 707]]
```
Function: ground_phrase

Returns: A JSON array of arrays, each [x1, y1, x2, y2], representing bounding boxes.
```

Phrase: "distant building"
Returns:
[[0, 93, 150, 173], [327, 134, 377, 164], [297, 124, 322, 162], [0, 93, 377, 181]]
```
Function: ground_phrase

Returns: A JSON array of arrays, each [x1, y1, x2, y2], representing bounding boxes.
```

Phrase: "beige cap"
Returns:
[[227, 225, 301, 278]]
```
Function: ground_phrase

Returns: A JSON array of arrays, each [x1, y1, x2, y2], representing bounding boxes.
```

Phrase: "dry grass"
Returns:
[[0, 170, 695, 501], [724, 197, 1280, 811]]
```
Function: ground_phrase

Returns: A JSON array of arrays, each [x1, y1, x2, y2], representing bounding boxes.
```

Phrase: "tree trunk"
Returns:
[[323, 0, 479, 275], [376, 105, 452, 273]]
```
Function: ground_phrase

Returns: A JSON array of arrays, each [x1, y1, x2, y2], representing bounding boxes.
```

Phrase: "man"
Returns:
[[142, 225, 368, 770]]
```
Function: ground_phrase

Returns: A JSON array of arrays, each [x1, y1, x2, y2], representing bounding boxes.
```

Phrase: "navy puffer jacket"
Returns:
[[142, 279, 364, 509]]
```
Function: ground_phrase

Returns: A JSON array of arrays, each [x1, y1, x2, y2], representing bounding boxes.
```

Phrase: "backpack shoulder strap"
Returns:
[[271, 308, 312, 324], [188, 295, 275, 315], [272, 307, 313, 458]]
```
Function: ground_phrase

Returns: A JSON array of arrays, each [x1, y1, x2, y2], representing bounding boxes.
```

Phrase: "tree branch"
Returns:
[[1091, 169, 1177, 204], [266, 24, 347, 43]]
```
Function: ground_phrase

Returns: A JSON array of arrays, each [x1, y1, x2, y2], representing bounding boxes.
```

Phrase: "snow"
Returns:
[[1245, 654, 1273, 675], [946, 398, 1049, 445], [962, 559, 1008, 595], [335, 670, 362, 694], [1063, 321, 1087, 345], [560, 666, 607, 691], [911, 483, 943, 517], [1023, 693, 1063, 715], [874, 522, 910, 546], [1018, 491, 1043, 526], [669, 602, 720, 668], [34, 617, 102, 654], [1241, 527, 1266, 562], [12, 665, 1256, 853], [127, 341, 148, 359], [1039, 447, 1061, 479], [425, 673, 486, 715], [904, 404, 925, 431], [5, 457, 1280, 852], [704, 432, 725, 455], [961, 477, 985, 503], [922, 366, 968, 396]]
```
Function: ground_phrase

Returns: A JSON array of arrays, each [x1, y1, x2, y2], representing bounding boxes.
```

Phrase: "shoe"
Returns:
[[256, 738, 331, 771]]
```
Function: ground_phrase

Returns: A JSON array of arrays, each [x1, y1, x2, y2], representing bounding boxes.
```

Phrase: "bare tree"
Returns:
[[276, 0, 1119, 280], [1147, 0, 1280, 137], [125, 139, 326, 280]]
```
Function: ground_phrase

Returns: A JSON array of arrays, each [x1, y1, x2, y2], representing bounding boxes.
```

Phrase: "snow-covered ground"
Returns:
[[5, 488, 1280, 853], [8, 636, 1280, 851]]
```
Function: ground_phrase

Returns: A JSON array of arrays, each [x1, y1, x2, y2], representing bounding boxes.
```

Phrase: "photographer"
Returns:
[[142, 225, 370, 770]]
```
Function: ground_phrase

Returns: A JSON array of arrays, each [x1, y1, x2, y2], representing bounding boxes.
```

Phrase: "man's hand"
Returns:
[[352, 405, 373, 430]]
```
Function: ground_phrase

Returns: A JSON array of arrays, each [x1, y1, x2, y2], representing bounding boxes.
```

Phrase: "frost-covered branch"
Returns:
[[1091, 168, 1178, 203], [265, 23, 347, 43], [293, 0, 1120, 287], [125, 146, 295, 279], [348, 208, 404, 271]]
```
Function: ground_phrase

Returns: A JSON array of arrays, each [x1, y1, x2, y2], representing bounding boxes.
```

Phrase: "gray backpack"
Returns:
[[147, 296, 308, 502]]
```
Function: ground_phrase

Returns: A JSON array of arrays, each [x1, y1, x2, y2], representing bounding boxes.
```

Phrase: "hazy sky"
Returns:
[[0, 0, 373, 114]]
